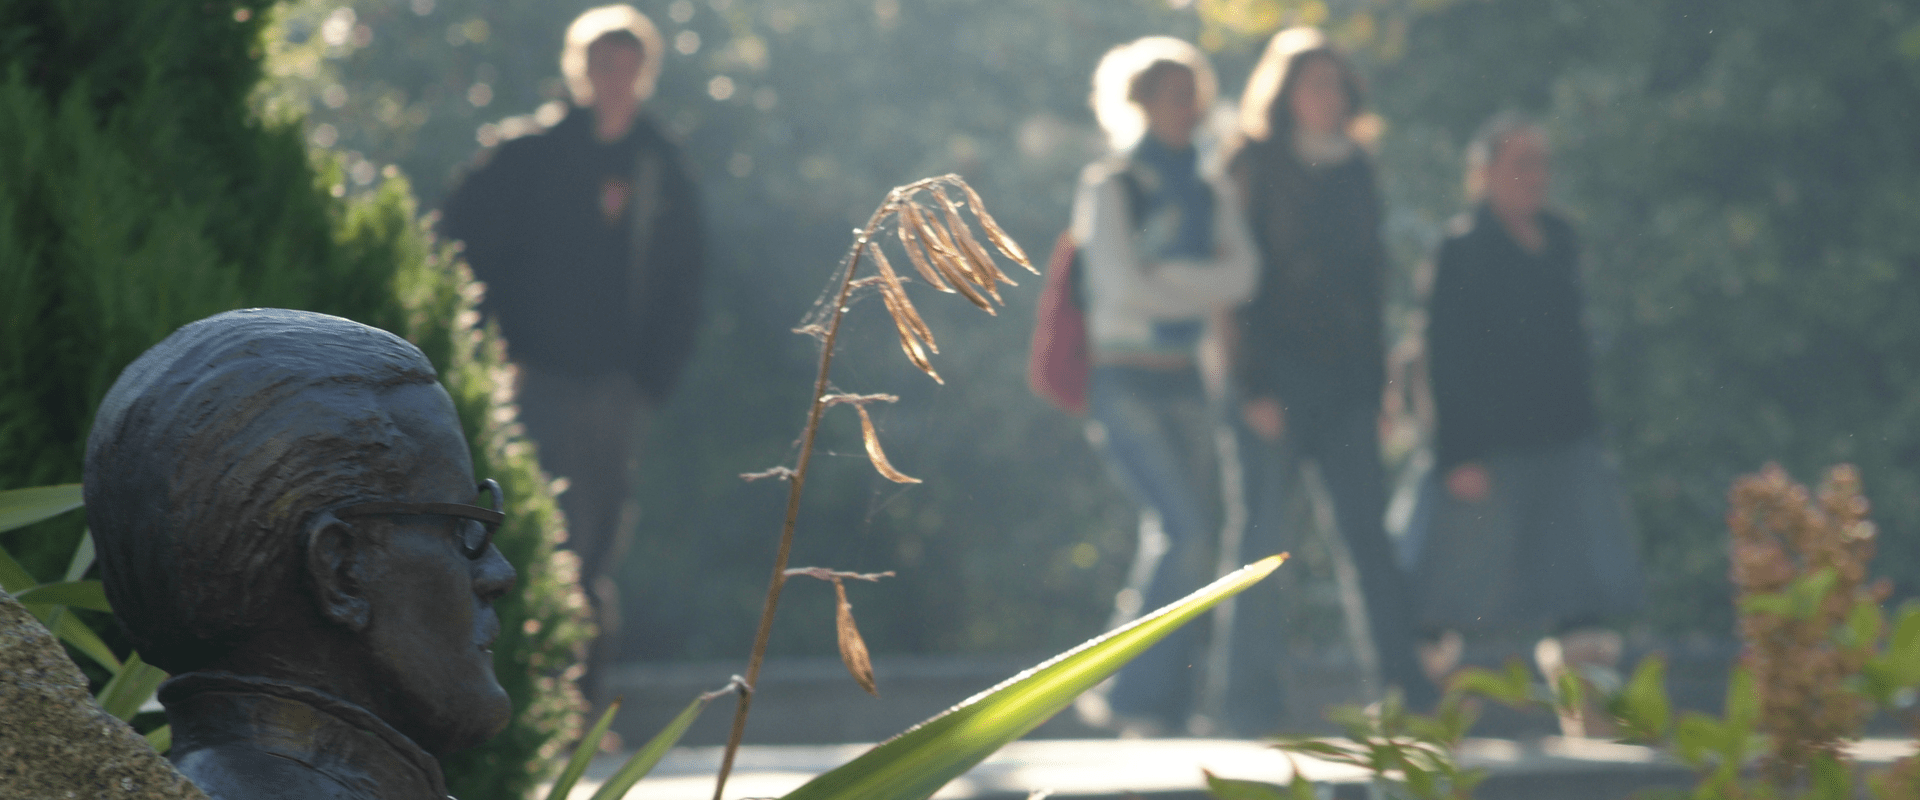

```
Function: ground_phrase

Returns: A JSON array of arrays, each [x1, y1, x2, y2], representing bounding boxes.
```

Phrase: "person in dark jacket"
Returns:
[[1411, 112, 1644, 737], [1220, 27, 1436, 731], [440, 4, 703, 702]]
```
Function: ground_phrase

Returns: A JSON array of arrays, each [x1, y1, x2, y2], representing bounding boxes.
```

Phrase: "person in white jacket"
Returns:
[[1072, 36, 1257, 736]]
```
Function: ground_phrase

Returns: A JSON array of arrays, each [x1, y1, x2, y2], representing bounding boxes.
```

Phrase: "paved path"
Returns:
[[546, 735, 1917, 800]]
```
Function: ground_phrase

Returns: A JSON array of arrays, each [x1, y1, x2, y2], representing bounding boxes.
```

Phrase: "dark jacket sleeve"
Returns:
[[632, 142, 705, 403]]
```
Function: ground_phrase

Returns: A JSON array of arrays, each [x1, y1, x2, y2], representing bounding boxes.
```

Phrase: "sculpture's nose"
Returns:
[[472, 545, 516, 604]]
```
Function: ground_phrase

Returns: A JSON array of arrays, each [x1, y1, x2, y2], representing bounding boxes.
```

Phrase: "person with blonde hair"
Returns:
[[1221, 27, 1436, 727], [441, 3, 701, 703], [1070, 35, 1258, 736], [1411, 113, 1644, 736]]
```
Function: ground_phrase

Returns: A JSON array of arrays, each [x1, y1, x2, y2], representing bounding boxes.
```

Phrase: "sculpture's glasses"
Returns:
[[335, 479, 505, 560]]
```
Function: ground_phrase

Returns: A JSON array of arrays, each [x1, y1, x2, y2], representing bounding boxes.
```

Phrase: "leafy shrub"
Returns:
[[0, 3, 590, 798]]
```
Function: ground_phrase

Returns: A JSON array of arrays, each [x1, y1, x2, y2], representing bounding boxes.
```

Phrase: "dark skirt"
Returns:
[[1407, 435, 1645, 633]]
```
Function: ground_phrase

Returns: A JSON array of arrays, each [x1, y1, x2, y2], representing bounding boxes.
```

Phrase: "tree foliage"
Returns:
[[242, 0, 1920, 670], [1368, 0, 1920, 631], [0, 3, 592, 798]]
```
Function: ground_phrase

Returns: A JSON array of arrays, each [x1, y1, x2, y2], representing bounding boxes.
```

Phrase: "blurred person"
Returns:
[[440, 4, 703, 702], [1409, 113, 1645, 736], [1222, 26, 1437, 728], [1071, 36, 1259, 737]]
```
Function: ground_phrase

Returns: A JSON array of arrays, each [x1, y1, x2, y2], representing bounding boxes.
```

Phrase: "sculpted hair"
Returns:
[[1237, 26, 1366, 144], [561, 4, 665, 106], [83, 309, 441, 674], [1090, 36, 1218, 152]]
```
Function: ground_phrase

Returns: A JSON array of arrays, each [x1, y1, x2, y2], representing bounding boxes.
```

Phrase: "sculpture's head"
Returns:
[[84, 308, 516, 756]]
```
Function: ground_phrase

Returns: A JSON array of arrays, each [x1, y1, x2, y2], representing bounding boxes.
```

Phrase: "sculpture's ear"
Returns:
[[305, 511, 372, 632]]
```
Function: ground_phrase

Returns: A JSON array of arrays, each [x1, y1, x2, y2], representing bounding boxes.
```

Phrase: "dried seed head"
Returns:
[[959, 178, 1035, 272], [904, 202, 993, 313], [932, 184, 1015, 288], [910, 199, 999, 304], [896, 217, 953, 293]]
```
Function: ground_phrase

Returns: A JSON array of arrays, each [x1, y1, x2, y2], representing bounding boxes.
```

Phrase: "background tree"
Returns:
[[157, 0, 1920, 707], [0, 3, 592, 798]]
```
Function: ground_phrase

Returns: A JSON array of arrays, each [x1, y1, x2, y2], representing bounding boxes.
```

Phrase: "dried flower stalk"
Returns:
[[711, 175, 1029, 800], [1727, 463, 1887, 785]]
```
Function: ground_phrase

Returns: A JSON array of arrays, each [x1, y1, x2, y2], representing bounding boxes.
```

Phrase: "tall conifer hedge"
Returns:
[[0, 3, 591, 798]]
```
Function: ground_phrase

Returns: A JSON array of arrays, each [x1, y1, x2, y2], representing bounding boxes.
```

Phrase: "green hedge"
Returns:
[[0, 3, 590, 798]]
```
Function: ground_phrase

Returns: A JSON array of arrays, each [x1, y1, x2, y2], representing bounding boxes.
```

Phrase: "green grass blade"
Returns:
[[65, 531, 96, 582], [145, 724, 172, 754], [0, 541, 39, 592], [781, 555, 1285, 800], [15, 580, 111, 612], [547, 698, 624, 800], [0, 484, 83, 533], [48, 609, 121, 672], [98, 650, 168, 720], [588, 689, 722, 800]]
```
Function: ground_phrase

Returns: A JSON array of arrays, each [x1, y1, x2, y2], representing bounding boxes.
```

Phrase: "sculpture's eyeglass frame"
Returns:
[[334, 479, 505, 559]]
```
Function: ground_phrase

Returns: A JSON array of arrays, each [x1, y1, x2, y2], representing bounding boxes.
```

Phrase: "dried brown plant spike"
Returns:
[[958, 179, 1035, 272], [853, 403, 919, 483], [833, 578, 879, 696], [932, 184, 1016, 288], [713, 174, 1030, 800]]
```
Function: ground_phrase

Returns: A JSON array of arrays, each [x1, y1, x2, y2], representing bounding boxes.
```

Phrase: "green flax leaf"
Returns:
[[98, 650, 168, 721], [588, 689, 722, 800], [0, 484, 83, 534], [547, 698, 623, 800], [15, 580, 111, 613], [48, 609, 121, 672], [780, 555, 1285, 800]]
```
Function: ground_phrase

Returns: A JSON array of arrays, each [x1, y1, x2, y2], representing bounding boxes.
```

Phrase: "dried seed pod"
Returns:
[[868, 241, 938, 353], [895, 211, 953, 293], [853, 403, 919, 483], [833, 579, 878, 696], [959, 179, 1035, 272], [911, 200, 1000, 305], [906, 204, 993, 312], [933, 184, 1015, 288], [877, 281, 943, 383]]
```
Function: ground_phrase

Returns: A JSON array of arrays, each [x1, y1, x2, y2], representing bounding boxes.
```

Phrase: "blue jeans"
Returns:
[[1089, 365, 1221, 727], [1230, 400, 1437, 730]]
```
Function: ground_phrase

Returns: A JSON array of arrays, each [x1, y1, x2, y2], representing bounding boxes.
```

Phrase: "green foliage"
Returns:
[[261, 0, 1219, 665], [588, 689, 719, 800], [783, 556, 1283, 800], [1366, 0, 1920, 632], [0, 483, 82, 532], [1263, 688, 1484, 800], [0, 487, 169, 748], [0, 3, 592, 798]]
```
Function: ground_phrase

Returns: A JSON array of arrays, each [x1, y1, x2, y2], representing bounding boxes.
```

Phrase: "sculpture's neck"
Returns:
[[160, 671, 450, 800]]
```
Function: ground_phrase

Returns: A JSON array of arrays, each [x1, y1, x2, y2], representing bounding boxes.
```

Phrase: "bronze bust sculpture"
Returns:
[[84, 308, 518, 799]]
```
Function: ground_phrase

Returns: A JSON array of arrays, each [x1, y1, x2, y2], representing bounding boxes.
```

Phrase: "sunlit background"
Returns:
[[263, 0, 1920, 667]]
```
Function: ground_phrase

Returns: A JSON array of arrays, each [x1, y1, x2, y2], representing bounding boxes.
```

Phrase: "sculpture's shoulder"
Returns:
[[173, 744, 361, 800]]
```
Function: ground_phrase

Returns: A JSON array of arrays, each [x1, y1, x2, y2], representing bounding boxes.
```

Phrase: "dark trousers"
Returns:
[[1231, 400, 1436, 729], [515, 365, 650, 703]]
